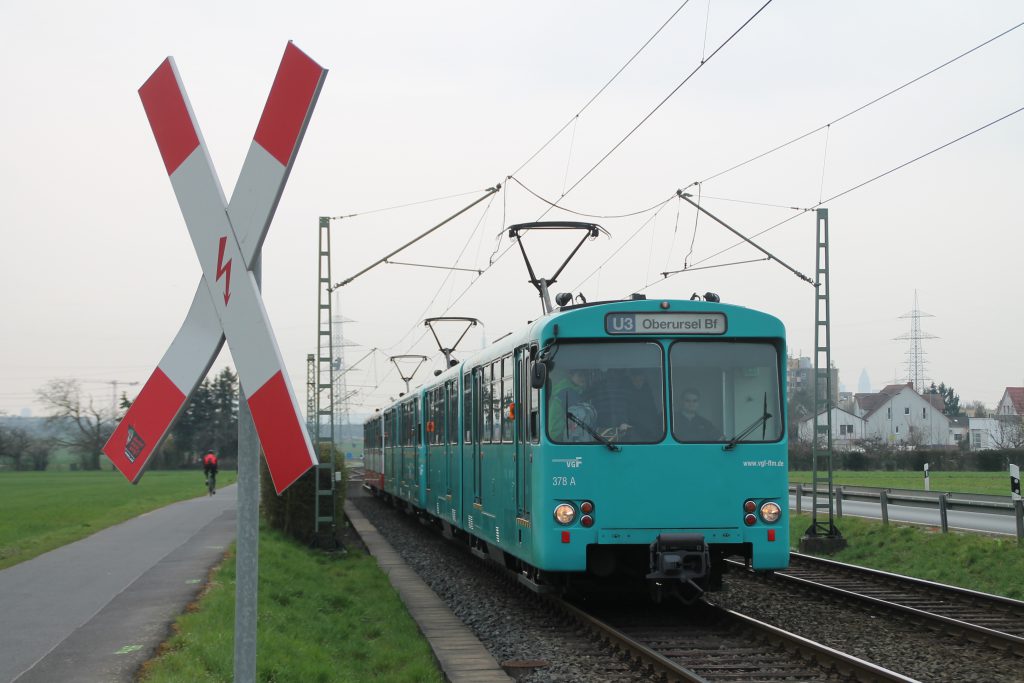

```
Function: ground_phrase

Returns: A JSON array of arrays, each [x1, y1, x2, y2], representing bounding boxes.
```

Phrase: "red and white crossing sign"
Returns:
[[103, 43, 326, 494]]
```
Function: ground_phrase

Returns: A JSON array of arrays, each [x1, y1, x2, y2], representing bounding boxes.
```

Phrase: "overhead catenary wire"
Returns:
[[335, 3, 744, 396], [382, 194, 498, 354], [651, 103, 1024, 289], [553, 0, 773, 208], [570, 202, 676, 294], [678, 192, 813, 284], [330, 185, 500, 290], [509, 176, 676, 219], [693, 19, 1024, 187], [510, 1, 693, 177], [337, 13, 1022, 408], [326, 188, 495, 220]]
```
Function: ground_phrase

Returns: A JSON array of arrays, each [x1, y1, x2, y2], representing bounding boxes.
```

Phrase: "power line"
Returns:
[[333, 3, 752, 379], [508, 176, 675, 219], [655, 103, 1024, 285], [556, 0, 773, 204], [571, 202, 675, 294], [695, 19, 1024, 187], [511, 1, 693, 177], [330, 185, 501, 289], [820, 103, 1024, 206], [326, 188, 494, 220]]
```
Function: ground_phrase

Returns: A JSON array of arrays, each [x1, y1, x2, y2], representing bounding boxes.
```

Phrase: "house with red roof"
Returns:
[[995, 387, 1024, 417], [851, 382, 955, 447]]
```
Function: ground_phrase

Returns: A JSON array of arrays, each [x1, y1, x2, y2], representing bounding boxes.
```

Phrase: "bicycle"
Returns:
[[205, 470, 217, 496]]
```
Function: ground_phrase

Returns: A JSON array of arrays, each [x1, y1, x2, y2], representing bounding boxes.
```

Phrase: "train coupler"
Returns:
[[646, 533, 710, 603]]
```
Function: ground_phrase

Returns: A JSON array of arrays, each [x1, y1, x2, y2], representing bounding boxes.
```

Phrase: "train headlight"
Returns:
[[760, 501, 782, 523], [553, 503, 576, 525]]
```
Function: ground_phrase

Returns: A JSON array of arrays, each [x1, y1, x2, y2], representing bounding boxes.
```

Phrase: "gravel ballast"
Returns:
[[350, 489, 1019, 682]]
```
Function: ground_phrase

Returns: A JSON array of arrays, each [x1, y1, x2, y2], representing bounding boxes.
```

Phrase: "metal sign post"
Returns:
[[101, 43, 328, 681]]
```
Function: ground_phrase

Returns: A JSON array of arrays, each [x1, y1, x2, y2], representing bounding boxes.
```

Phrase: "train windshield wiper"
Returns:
[[723, 393, 771, 451], [567, 412, 620, 452]]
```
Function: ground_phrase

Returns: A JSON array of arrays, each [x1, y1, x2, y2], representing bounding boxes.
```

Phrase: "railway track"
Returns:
[[558, 597, 914, 682], [732, 552, 1024, 653]]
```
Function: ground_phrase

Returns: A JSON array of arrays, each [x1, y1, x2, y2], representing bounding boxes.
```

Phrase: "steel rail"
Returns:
[[555, 597, 915, 682], [728, 554, 1024, 652], [554, 598, 708, 682]]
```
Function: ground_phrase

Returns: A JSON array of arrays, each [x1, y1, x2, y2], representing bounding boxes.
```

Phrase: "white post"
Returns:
[[923, 462, 930, 492]]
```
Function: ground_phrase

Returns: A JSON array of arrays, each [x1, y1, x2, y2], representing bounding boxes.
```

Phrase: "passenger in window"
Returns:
[[595, 369, 660, 441], [620, 370, 661, 440], [548, 368, 597, 441], [675, 388, 720, 441]]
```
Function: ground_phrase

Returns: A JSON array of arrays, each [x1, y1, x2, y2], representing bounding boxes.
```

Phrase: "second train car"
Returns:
[[364, 295, 788, 601]]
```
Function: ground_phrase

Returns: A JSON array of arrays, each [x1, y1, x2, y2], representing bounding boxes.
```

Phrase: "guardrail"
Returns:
[[790, 483, 1024, 542]]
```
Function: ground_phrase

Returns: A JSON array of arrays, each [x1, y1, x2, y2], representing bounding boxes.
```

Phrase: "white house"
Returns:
[[968, 417, 1001, 450], [946, 415, 969, 448], [798, 407, 865, 450], [854, 383, 953, 447], [996, 387, 1024, 417]]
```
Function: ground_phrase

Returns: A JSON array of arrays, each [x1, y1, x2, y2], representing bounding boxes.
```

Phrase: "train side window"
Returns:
[[489, 362, 501, 444], [501, 355, 514, 442], [530, 371, 540, 444], [446, 380, 457, 444], [415, 400, 421, 447], [463, 373, 472, 442], [436, 387, 445, 445], [474, 368, 484, 444]]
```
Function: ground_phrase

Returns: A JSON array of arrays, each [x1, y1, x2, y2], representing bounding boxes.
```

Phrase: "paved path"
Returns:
[[0, 485, 237, 683]]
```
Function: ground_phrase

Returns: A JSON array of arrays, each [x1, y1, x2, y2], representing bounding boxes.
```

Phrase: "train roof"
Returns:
[[365, 296, 784, 419]]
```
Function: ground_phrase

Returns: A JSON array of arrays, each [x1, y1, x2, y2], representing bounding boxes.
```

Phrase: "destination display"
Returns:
[[605, 311, 727, 335]]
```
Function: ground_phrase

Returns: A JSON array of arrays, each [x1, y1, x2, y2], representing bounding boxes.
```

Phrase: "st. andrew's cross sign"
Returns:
[[103, 43, 325, 494]]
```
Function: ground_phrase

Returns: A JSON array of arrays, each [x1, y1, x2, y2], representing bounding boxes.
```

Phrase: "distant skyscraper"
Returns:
[[858, 369, 871, 394]]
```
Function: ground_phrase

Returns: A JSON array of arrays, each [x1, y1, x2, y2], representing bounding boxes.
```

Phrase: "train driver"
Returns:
[[675, 387, 721, 441]]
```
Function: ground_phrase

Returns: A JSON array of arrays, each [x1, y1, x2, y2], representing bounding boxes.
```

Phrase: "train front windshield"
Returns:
[[546, 340, 782, 446]]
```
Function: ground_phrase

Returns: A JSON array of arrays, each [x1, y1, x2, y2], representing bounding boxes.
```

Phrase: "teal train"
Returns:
[[364, 295, 789, 602]]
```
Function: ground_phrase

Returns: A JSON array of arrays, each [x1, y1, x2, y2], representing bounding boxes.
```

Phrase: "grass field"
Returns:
[[0, 470, 237, 570], [788, 470, 1012, 495], [790, 511, 1024, 599], [138, 528, 443, 683]]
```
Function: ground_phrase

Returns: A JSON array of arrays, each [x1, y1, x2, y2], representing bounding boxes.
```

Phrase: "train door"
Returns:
[[461, 370, 474, 522], [384, 408, 396, 494]]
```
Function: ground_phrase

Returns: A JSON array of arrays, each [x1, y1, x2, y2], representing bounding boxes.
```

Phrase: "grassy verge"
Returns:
[[790, 512, 1024, 599], [0, 470, 237, 570], [138, 527, 443, 683], [789, 470, 1010, 495]]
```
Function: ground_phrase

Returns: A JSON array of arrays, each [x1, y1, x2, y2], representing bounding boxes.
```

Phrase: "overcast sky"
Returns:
[[2, 1, 1022, 420]]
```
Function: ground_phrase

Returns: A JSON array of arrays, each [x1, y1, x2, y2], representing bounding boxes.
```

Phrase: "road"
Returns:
[[791, 494, 1019, 536]]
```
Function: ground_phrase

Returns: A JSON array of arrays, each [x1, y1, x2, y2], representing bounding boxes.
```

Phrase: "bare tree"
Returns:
[[0, 426, 53, 470], [994, 416, 1024, 449], [965, 400, 988, 418], [36, 378, 116, 470]]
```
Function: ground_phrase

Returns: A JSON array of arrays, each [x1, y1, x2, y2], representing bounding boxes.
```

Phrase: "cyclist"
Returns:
[[202, 451, 219, 495]]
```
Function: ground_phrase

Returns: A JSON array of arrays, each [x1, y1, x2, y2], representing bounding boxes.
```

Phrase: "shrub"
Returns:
[[261, 443, 347, 545]]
